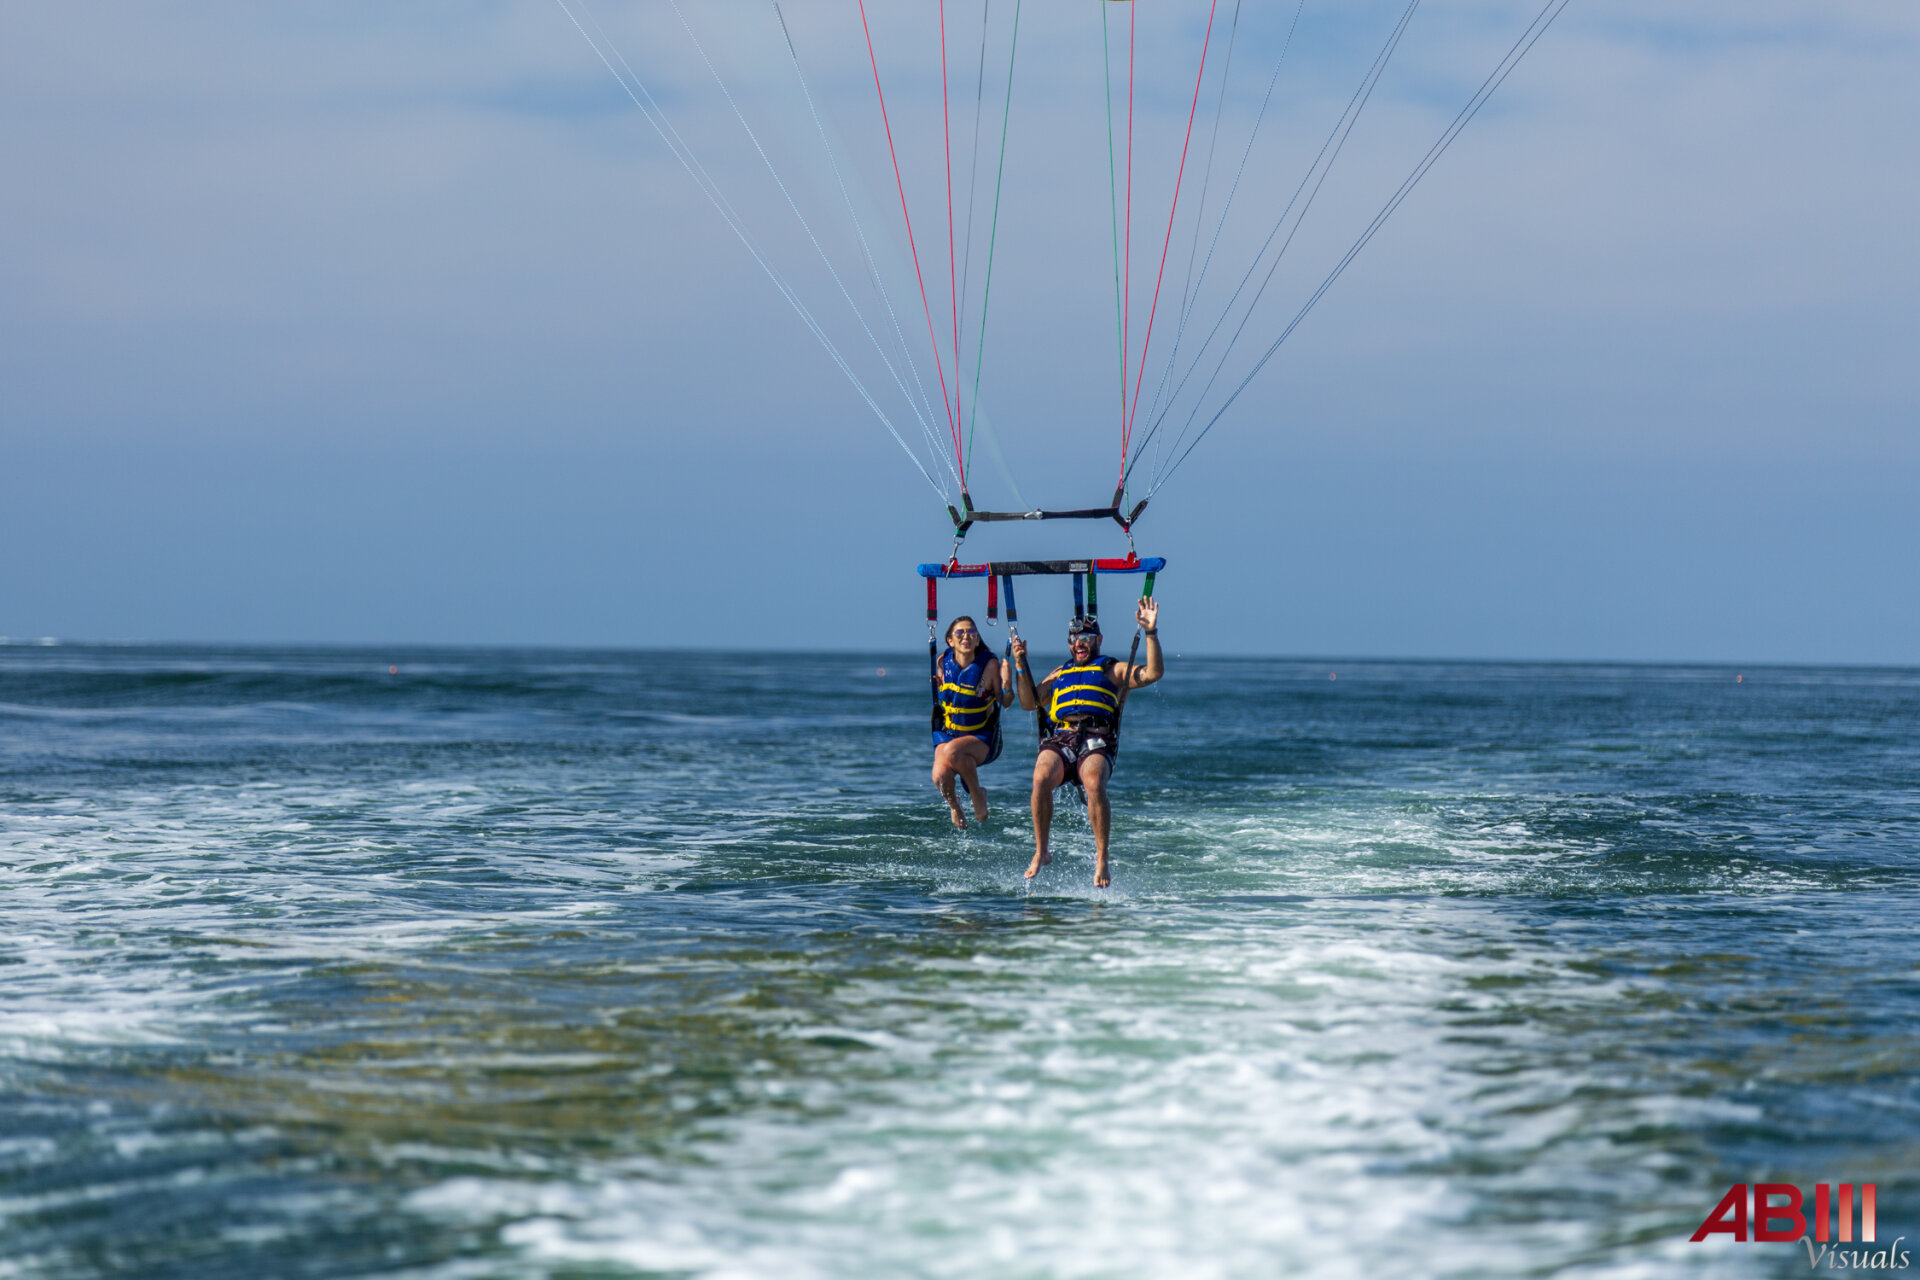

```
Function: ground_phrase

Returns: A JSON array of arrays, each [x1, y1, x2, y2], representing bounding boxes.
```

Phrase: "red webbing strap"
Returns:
[[987, 572, 999, 621]]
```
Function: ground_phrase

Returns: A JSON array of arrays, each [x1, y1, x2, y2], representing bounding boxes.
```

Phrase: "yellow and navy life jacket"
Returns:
[[1046, 658, 1121, 729], [936, 649, 999, 735]]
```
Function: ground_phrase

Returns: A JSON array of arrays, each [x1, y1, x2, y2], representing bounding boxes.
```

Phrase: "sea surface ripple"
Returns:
[[3, 645, 1918, 1279]]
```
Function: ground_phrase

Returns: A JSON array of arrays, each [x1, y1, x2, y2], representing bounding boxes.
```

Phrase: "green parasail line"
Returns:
[[965, 0, 1024, 480]]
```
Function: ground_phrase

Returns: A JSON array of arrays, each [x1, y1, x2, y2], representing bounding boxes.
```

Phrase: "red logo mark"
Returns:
[[1691, 1182, 1877, 1242]]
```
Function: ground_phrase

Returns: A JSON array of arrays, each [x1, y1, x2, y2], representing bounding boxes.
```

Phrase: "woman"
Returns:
[[931, 615, 1012, 828]]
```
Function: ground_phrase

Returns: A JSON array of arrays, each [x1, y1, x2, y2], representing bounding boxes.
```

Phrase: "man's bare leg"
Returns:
[[1080, 755, 1113, 888], [1026, 752, 1066, 878]]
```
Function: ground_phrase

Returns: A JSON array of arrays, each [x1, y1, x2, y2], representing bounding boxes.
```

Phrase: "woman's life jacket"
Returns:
[[936, 649, 999, 736]]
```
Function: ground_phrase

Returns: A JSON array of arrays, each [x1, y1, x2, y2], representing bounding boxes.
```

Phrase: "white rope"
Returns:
[[553, 0, 953, 501], [1140, 0, 1305, 480], [1153, 0, 1577, 494], [769, 2, 960, 493], [1133, 0, 1421, 491], [666, 0, 964, 496]]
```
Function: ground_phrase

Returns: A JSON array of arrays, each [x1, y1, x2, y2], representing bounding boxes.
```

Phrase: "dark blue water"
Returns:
[[3, 644, 1918, 1278]]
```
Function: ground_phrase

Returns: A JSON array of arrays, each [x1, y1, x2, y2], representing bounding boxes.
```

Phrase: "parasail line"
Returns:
[[965, 0, 1024, 481], [1129, 0, 1418, 487], [1154, 0, 1577, 493], [550, 0, 952, 501], [1101, 8, 1126, 430], [1144, 0, 1303, 464], [1174, 0, 1242, 339], [772, 2, 957, 486], [956, 0, 992, 391], [663, 0, 961, 493], [1121, 0, 1221, 482], [1122, 1, 1136, 447], [939, 0, 965, 466], [857, 0, 966, 489]]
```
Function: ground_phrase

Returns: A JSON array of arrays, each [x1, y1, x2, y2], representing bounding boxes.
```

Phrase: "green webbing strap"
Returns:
[[1086, 564, 1099, 620], [964, 0, 1023, 478], [1142, 571, 1157, 600]]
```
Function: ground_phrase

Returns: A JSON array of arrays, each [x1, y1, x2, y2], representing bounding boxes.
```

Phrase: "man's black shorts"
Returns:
[[1039, 722, 1116, 778]]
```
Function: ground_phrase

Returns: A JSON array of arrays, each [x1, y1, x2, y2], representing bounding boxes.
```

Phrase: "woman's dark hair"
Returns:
[[944, 615, 983, 648]]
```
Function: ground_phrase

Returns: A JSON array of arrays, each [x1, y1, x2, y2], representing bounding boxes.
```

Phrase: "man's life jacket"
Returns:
[[1046, 657, 1121, 730]]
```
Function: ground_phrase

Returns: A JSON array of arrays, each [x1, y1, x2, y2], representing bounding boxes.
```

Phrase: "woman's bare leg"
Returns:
[[932, 745, 965, 828], [933, 738, 991, 829], [954, 746, 989, 822]]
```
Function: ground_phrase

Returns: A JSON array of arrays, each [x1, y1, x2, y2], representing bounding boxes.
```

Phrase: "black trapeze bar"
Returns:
[[945, 489, 1150, 537]]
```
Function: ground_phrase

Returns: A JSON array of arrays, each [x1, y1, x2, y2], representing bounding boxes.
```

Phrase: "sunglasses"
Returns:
[[1068, 633, 1100, 644], [950, 628, 979, 639]]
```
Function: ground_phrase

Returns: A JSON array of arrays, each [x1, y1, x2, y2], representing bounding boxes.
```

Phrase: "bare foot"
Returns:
[[945, 796, 967, 829], [1024, 850, 1051, 879], [971, 789, 989, 824], [1093, 860, 1110, 889]]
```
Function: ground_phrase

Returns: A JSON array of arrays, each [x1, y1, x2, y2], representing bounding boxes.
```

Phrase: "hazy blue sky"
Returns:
[[3, 1, 1915, 662]]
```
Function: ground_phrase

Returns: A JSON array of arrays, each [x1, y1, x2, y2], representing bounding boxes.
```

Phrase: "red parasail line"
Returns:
[[1121, 3, 1136, 456], [857, 0, 966, 488], [1124, 0, 1221, 471], [939, 0, 962, 454]]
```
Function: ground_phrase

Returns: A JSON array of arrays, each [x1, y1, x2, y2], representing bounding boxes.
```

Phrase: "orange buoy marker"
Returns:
[[389, 665, 398, 674]]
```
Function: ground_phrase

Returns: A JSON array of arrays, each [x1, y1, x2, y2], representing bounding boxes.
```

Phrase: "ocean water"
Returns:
[[2, 644, 1918, 1279]]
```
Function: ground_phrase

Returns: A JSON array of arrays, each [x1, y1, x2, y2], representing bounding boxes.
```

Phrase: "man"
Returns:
[[1008, 596, 1162, 888]]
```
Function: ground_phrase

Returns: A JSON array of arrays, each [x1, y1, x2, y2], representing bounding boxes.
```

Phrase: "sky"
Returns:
[[2, 0, 1915, 663]]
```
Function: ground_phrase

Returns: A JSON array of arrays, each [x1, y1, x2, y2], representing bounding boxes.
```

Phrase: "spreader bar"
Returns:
[[945, 490, 1150, 538], [917, 556, 1165, 579]]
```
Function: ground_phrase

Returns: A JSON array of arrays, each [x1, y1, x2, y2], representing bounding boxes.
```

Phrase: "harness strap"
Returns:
[[927, 577, 939, 720], [1113, 576, 1155, 739]]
